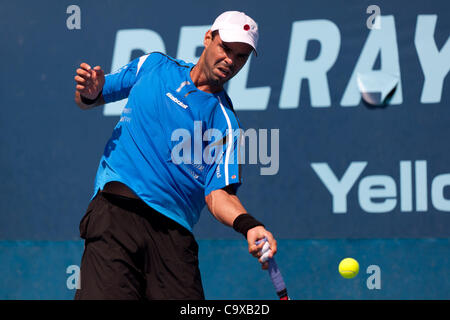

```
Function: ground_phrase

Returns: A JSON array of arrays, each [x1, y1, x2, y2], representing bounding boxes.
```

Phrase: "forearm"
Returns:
[[206, 186, 246, 227], [206, 186, 276, 268]]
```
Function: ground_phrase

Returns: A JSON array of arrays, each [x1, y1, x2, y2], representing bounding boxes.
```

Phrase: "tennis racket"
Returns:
[[256, 238, 289, 300]]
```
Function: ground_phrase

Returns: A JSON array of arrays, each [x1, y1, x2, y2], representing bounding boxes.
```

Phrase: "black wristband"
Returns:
[[232, 213, 264, 238], [80, 90, 102, 105]]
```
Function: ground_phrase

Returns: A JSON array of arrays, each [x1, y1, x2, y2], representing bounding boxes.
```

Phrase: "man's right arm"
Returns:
[[205, 186, 277, 270]]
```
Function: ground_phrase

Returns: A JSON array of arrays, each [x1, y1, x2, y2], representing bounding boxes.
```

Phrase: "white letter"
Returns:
[[241, 128, 258, 165], [311, 162, 367, 213], [341, 16, 402, 106], [228, 56, 271, 110], [258, 129, 279, 176], [262, 305, 270, 315], [400, 161, 413, 212], [415, 160, 428, 212], [366, 265, 381, 289], [171, 128, 191, 164], [193, 121, 203, 164], [66, 5, 81, 30], [280, 20, 341, 108], [415, 15, 450, 104], [176, 25, 209, 63], [431, 174, 450, 212], [66, 265, 80, 290], [366, 5, 381, 30], [358, 175, 397, 213], [203, 128, 223, 165], [104, 29, 166, 116]]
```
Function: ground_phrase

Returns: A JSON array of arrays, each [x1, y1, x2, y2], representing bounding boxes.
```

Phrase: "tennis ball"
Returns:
[[339, 258, 359, 279]]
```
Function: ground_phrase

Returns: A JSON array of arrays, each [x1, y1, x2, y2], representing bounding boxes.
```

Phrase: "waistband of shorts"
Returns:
[[99, 191, 155, 214], [97, 191, 192, 234]]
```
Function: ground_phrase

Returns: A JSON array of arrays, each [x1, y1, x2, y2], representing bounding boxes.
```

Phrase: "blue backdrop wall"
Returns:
[[1, 0, 449, 299]]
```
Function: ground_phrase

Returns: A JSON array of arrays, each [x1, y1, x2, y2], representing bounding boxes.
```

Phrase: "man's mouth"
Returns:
[[217, 66, 231, 78]]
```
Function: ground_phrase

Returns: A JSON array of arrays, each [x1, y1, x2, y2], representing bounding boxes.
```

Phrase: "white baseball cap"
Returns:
[[211, 11, 259, 56]]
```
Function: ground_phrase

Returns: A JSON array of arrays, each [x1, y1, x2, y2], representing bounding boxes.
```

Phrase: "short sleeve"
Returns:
[[204, 96, 242, 196], [102, 52, 163, 103]]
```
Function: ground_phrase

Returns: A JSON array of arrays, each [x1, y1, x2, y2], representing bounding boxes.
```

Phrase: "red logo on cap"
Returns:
[[243, 24, 250, 31]]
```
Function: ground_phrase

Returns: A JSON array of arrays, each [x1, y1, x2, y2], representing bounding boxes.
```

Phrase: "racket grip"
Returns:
[[268, 258, 288, 300], [256, 238, 289, 300]]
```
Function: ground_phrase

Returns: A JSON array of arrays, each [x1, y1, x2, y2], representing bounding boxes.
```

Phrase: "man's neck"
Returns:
[[190, 64, 223, 94]]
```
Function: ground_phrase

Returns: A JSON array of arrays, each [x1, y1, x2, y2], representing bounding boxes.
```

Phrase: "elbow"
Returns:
[[205, 193, 214, 213]]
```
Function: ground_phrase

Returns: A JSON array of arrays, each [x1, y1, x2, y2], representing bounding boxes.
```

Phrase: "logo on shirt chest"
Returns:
[[166, 92, 189, 109]]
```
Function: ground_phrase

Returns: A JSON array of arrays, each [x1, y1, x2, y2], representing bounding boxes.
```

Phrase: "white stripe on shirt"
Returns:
[[218, 96, 233, 186], [136, 54, 150, 75]]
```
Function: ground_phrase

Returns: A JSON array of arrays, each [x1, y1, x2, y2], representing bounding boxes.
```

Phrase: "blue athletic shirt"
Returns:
[[92, 52, 242, 232]]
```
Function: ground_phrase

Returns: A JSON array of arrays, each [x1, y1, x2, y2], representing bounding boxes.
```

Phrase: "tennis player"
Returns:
[[73, 11, 277, 300]]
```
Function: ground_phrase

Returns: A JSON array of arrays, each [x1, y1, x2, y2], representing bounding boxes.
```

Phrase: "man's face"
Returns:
[[202, 30, 253, 87]]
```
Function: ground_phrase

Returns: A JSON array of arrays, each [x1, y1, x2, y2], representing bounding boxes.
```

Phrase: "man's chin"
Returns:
[[216, 73, 234, 84], [211, 75, 227, 86]]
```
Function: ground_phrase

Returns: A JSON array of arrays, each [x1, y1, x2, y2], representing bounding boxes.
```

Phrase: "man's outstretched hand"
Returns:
[[74, 63, 105, 100]]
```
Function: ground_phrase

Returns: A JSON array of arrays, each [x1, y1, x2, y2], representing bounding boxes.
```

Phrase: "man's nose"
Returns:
[[224, 55, 234, 69], [225, 54, 233, 66]]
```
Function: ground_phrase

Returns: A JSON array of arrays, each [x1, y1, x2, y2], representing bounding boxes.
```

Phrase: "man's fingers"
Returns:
[[96, 69, 105, 78], [251, 249, 263, 258], [90, 66, 105, 84], [90, 69, 97, 81], [76, 84, 85, 91], [76, 68, 91, 78], [265, 233, 277, 257], [92, 66, 104, 77], [74, 75, 86, 84], [80, 63, 92, 71], [249, 241, 264, 255], [251, 240, 273, 261]]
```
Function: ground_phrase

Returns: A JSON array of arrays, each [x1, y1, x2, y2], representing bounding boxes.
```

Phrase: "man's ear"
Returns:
[[204, 30, 213, 48]]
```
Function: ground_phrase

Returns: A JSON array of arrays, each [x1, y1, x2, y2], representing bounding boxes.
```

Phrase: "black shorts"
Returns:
[[74, 192, 204, 300]]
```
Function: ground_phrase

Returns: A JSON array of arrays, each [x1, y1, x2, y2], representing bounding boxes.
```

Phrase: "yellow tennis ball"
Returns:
[[339, 258, 359, 279]]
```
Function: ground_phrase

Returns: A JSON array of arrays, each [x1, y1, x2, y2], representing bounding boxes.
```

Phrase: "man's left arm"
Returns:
[[205, 185, 277, 269]]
